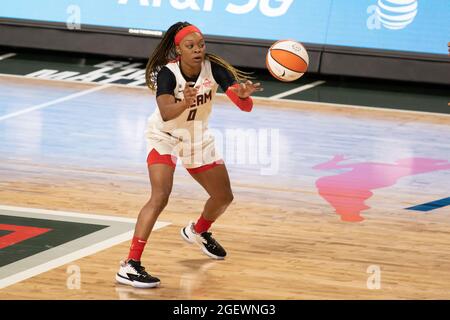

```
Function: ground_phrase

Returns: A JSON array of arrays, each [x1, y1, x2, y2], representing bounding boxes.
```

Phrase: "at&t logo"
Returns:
[[367, 0, 418, 30]]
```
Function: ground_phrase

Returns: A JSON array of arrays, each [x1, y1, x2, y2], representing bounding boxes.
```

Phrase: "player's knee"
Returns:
[[214, 191, 234, 206], [150, 190, 171, 210]]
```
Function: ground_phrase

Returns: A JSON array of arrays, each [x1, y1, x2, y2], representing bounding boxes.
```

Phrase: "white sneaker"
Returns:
[[115, 259, 160, 288], [180, 221, 227, 260]]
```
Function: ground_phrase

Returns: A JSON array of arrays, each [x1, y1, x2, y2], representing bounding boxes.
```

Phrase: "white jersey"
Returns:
[[146, 58, 219, 143]]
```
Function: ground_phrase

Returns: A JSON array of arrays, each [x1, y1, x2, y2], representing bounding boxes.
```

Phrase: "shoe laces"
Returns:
[[128, 260, 150, 278], [200, 232, 217, 248]]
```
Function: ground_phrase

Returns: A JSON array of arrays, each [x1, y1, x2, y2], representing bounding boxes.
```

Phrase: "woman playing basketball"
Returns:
[[116, 21, 262, 288]]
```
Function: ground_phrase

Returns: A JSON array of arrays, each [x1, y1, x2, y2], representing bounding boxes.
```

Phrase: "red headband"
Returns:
[[174, 25, 202, 45]]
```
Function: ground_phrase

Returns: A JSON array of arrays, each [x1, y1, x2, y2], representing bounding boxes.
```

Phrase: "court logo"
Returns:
[[313, 156, 450, 222], [367, 0, 418, 30]]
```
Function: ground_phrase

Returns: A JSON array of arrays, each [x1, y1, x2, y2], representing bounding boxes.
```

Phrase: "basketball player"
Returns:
[[116, 22, 262, 288]]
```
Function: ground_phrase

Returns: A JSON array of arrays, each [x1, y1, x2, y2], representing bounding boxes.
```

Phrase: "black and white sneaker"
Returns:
[[115, 259, 160, 288], [180, 221, 227, 260]]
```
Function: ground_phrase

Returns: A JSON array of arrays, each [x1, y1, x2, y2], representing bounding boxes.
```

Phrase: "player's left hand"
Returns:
[[230, 80, 263, 99]]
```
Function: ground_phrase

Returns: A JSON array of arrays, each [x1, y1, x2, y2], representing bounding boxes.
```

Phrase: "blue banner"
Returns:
[[1, 0, 448, 55]]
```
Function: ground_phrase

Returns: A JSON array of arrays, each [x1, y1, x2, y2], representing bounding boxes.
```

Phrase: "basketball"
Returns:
[[266, 40, 309, 82]]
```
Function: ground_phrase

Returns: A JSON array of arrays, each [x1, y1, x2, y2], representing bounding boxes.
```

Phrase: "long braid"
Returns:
[[145, 22, 252, 91], [206, 53, 253, 83]]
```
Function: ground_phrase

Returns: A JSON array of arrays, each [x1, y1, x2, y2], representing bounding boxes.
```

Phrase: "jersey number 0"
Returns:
[[187, 109, 197, 121]]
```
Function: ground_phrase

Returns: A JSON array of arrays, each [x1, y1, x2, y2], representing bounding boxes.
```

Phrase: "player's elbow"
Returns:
[[159, 109, 171, 121]]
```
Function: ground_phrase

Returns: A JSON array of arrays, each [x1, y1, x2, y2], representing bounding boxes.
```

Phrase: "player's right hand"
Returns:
[[183, 82, 198, 108]]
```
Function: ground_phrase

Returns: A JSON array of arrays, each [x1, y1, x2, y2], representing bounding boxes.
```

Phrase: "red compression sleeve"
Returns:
[[225, 84, 253, 112]]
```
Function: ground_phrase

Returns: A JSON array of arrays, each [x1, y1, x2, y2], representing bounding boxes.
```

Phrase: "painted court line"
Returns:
[[0, 84, 111, 122], [269, 80, 326, 99], [406, 197, 450, 212], [0, 53, 16, 61], [0, 205, 171, 289], [0, 204, 137, 223]]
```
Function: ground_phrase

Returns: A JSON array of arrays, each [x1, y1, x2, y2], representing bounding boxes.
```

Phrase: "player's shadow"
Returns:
[[178, 259, 219, 298], [115, 284, 161, 300]]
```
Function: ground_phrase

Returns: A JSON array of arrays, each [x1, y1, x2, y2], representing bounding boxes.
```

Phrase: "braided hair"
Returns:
[[145, 21, 251, 91]]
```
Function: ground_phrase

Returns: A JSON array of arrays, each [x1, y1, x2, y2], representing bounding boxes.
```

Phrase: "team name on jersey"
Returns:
[[176, 90, 212, 108]]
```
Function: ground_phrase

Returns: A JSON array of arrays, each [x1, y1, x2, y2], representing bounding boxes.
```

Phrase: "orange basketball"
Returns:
[[266, 40, 309, 82]]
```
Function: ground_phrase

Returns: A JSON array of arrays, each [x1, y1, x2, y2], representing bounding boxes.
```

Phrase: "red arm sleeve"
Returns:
[[225, 84, 253, 112]]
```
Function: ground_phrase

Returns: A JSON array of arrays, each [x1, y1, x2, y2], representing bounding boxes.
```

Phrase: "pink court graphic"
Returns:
[[313, 156, 450, 222]]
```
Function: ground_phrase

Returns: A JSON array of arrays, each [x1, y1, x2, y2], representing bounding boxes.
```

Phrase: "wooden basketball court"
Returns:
[[0, 75, 449, 299]]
